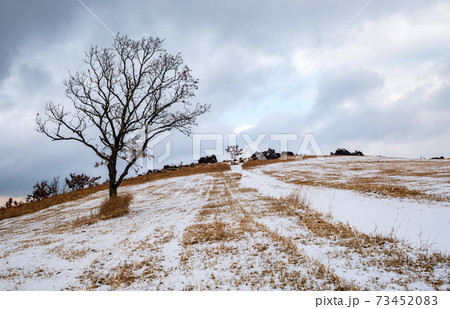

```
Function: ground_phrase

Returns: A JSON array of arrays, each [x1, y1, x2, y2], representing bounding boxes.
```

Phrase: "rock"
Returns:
[[281, 151, 295, 157], [198, 154, 218, 164], [251, 152, 263, 160], [331, 148, 364, 156], [251, 148, 281, 160]]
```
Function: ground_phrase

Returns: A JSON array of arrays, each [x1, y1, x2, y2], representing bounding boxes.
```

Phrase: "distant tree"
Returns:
[[27, 177, 60, 202], [37, 34, 209, 198], [65, 173, 101, 191], [4, 198, 24, 208], [225, 145, 243, 162], [4, 198, 13, 208]]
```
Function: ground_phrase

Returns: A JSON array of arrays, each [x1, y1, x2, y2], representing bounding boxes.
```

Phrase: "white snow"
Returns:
[[0, 156, 448, 290], [239, 162, 450, 253]]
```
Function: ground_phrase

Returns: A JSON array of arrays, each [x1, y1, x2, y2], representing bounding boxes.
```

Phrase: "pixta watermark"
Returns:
[[126, 130, 324, 171]]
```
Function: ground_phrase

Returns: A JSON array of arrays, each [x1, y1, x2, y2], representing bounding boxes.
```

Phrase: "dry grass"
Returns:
[[242, 155, 321, 169], [256, 157, 450, 203], [182, 220, 239, 246], [73, 194, 132, 227], [179, 173, 359, 290], [242, 157, 299, 169], [98, 194, 132, 219], [263, 167, 450, 202], [242, 159, 283, 169], [47, 245, 90, 261], [0, 184, 108, 221], [289, 177, 428, 200], [126, 163, 231, 186], [81, 259, 161, 290], [0, 163, 230, 221], [265, 191, 450, 288]]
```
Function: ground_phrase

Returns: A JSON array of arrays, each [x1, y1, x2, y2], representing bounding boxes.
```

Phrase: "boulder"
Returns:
[[281, 151, 295, 156], [251, 148, 281, 160], [198, 154, 218, 164], [331, 148, 364, 156]]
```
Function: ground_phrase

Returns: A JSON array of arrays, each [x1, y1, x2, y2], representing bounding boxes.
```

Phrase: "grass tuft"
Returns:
[[182, 220, 238, 246], [72, 194, 132, 227], [98, 194, 132, 219], [241, 155, 318, 169]]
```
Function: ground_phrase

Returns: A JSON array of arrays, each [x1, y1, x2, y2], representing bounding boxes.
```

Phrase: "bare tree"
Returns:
[[225, 145, 243, 162], [37, 35, 209, 198]]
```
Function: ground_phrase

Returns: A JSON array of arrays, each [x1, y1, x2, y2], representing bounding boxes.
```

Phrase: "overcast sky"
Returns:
[[1, 0, 450, 201]]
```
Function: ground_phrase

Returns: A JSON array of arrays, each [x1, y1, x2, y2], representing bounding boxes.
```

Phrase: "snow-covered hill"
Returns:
[[1, 156, 449, 290]]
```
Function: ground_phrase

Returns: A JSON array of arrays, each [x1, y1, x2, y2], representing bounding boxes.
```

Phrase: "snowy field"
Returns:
[[0, 156, 449, 290]]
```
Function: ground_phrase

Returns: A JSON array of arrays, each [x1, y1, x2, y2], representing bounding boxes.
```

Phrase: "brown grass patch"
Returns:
[[242, 155, 321, 169], [0, 184, 108, 221], [72, 194, 132, 227], [182, 220, 239, 246], [47, 245, 89, 261], [179, 173, 358, 290], [0, 163, 230, 221], [126, 163, 231, 186], [98, 194, 132, 219], [265, 166, 449, 203], [289, 176, 438, 201], [259, 157, 450, 203], [265, 191, 449, 288], [82, 261, 147, 290]]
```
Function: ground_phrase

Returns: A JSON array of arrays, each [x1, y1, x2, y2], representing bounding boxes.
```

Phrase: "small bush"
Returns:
[[65, 173, 101, 191], [98, 194, 132, 219], [26, 177, 60, 202], [3, 197, 24, 208]]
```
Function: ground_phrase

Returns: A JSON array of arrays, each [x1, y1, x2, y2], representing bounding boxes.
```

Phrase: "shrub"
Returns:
[[72, 194, 132, 227], [3, 198, 23, 208], [98, 194, 132, 219], [26, 177, 60, 202], [65, 173, 101, 191]]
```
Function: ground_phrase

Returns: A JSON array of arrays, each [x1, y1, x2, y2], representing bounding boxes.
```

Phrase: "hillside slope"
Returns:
[[0, 157, 449, 290]]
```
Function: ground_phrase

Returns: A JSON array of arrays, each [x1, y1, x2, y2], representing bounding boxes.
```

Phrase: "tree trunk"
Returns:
[[108, 159, 118, 199], [109, 183, 117, 198]]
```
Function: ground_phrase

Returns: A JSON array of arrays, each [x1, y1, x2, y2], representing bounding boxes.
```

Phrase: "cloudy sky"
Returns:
[[1, 0, 450, 201]]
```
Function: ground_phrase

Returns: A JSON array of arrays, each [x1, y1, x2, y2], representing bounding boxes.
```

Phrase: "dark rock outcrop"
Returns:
[[198, 154, 218, 164], [281, 151, 295, 157], [331, 148, 364, 156], [431, 156, 445, 160], [251, 148, 281, 160]]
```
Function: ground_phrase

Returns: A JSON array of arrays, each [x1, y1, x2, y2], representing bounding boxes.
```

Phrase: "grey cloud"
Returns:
[[249, 60, 450, 157], [313, 68, 384, 115], [0, 0, 80, 80]]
